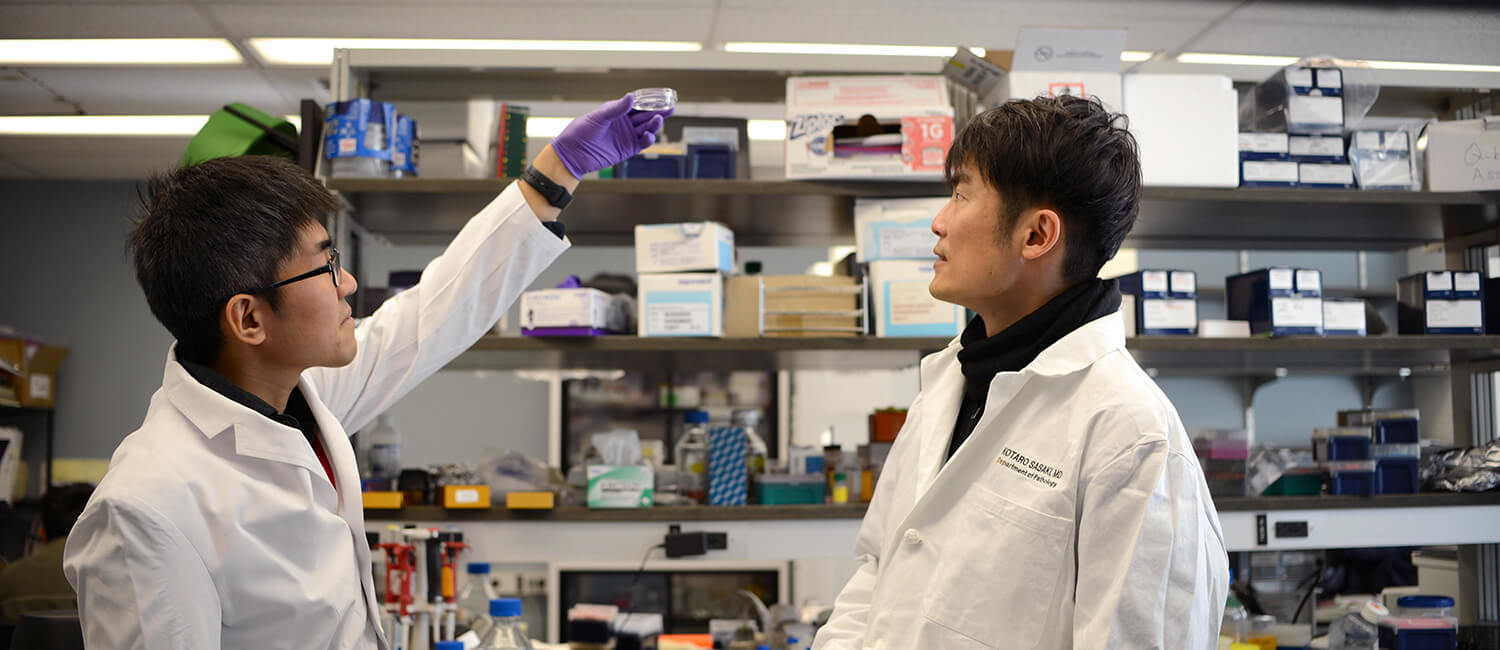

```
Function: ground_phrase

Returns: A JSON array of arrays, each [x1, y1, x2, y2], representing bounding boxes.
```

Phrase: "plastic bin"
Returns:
[[617, 153, 685, 178], [1373, 443, 1421, 458], [1377, 457, 1421, 494], [1396, 595, 1456, 618], [756, 475, 826, 505], [1372, 418, 1420, 444], [1326, 461, 1377, 496], [1313, 428, 1372, 461], [1379, 617, 1458, 650], [686, 144, 735, 179], [1262, 468, 1326, 496]]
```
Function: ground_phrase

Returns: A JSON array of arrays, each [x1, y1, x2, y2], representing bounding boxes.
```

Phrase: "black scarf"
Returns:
[[944, 278, 1122, 462]]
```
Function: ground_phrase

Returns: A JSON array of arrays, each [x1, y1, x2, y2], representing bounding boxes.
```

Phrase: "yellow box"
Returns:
[[443, 485, 491, 509], [505, 491, 555, 510], [362, 491, 404, 510]]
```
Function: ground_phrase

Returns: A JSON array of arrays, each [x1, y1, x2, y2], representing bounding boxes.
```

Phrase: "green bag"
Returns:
[[181, 103, 298, 166]]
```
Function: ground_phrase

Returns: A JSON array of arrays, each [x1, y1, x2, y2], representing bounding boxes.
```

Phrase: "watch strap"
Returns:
[[522, 165, 573, 210]]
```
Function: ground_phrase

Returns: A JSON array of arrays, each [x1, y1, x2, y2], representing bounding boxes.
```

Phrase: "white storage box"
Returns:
[[634, 222, 735, 274], [996, 28, 1126, 111], [853, 197, 944, 262], [1123, 74, 1239, 188], [867, 260, 964, 338], [1424, 117, 1500, 191], [520, 287, 631, 335], [784, 76, 954, 181], [638, 272, 724, 337]]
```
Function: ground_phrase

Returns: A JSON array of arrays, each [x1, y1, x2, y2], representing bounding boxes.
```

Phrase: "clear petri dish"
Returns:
[[632, 87, 678, 111]]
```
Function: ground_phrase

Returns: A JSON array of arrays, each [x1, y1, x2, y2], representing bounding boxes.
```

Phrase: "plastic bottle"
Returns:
[[1221, 594, 1249, 642], [735, 409, 768, 501], [675, 410, 710, 503], [1328, 601, 1387, 650], [457, 562, 498, 636], [477, 598, 533, 649], [367, 413, 402, 482]]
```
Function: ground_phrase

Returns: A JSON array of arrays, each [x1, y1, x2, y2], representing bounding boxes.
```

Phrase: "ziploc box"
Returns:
[[867, 260, 964, 337], [707, 426, 748, 506], [634, 222, 735, 274], [1323, 299, 1367, 336], [1398, 271, 1484, 335], [1226, 268, 1324, 336], [1252, 65, 1345, 135], [1116, 270, 1198, 336], [520, 287, 630, 336], [638, 273, 724, 338], [784, 76, 954, 181], [586, 465, 653, 508], [1123, 74, 1239, 188], [853, 197, 943, 262]]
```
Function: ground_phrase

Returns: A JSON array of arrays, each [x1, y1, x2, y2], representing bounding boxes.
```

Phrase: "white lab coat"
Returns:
[[813, 312, 1229, 650], [63, 183, 568, 650]]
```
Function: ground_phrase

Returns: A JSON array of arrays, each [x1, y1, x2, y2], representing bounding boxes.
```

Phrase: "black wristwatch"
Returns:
[[521, 165, 573, 210]]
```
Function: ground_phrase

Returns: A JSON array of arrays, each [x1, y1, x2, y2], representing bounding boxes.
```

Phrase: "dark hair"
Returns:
[[41, 483, 94, 539], [130, 156, 338, 364], [944, 95, 1141, 285]]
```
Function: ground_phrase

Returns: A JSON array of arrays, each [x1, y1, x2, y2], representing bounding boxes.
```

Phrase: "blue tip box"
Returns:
[[1227, 268, 1324, 336], [1398, 271, 1484, 335], [1376, 457, 1420, 494], [1116, 270, 1198, 336]]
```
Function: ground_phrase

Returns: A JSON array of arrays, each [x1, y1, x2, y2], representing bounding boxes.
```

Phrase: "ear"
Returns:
[[222, 294, 269, 347], [1018, 208, 1063, 262]]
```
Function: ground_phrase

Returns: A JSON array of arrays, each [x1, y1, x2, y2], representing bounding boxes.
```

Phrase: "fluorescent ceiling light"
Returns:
[[1176, 53, 1300, 66], [1364, 59, 1500, 73], [748, 119, 786, 141], [249, 38, 702, 65], [0, 38, 242, 65], [0, 115, 209, 136], [725, 42, 968, 57], [1120, 50, 1154, 62]]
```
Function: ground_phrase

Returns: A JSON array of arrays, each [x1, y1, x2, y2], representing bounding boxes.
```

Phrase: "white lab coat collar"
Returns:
[[160, 345, 332, 483]]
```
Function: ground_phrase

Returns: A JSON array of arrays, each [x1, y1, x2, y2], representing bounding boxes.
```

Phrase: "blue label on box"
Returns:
[[324, 99, 394, 160]]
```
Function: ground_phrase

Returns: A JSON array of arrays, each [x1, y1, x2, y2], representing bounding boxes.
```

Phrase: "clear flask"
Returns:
[[1328, 601, 1386, 650], [674, 410, 710, 503], [477, 598, 533, 649]]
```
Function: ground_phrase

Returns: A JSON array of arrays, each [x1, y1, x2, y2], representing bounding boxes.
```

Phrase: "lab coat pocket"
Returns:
[[923, 486, 1072, 649]]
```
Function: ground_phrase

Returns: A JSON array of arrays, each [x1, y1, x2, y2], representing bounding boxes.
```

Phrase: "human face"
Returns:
[[261, 224, 359, 369], [929, 162, 1024, 313]]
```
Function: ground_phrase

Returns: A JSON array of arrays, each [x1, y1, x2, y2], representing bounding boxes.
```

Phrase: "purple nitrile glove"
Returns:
[[551, 93, 673, 179]]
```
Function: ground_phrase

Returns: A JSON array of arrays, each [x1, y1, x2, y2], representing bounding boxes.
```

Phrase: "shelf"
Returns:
[[443, 334, 1500, 374], [328, 178, 1499, 249]]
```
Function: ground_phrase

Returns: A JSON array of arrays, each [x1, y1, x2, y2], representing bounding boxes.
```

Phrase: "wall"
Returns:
[[0, 180, 174, 466]]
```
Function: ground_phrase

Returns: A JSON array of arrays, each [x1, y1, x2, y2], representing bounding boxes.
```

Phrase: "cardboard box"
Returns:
[[1116, 270, 1198, 335], [1289, 135, 1346, 163], [587, 465, 654, 508], [853, 197, 944, 262], [999, 28, 1127, 111], [634, 222, 735, 274], [505, 491, 556, 510], [724, 275, 862, 338], [866, 260, 964, 338], [784, 76, 954, 181], [638, 273, 724, 337], [520, 287, 631, 336], [1253, 66, 1345, 135], [1239, 133, 1291, 161], [0, 339, 68, 408], [1423, 117, 1500, 191], [1123, 74, 1239, 188], [1323, 299, 1367, 336], [362, 491, 404, 510], [1227, 268, 1324, 337], [1241, 160, 1300, 188], [1398, 271, 1484, 335], [1298, 163, 1356, 188]]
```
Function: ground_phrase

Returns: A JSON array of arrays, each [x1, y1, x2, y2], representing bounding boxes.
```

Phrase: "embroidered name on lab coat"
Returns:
[[997, 447, 1065, 488]]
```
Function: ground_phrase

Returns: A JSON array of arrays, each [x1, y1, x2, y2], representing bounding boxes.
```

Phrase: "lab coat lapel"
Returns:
[[912, 345, 963, 499]]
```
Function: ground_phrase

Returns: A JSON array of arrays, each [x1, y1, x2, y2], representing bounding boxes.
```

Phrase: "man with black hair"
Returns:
[[0, 483, 94, 622], [63, 95, 667, 649], [815, 96, 1228, 649]]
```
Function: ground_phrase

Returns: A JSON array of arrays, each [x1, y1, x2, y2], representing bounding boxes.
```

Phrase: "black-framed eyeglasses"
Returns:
[[258, 246, 340, 293]]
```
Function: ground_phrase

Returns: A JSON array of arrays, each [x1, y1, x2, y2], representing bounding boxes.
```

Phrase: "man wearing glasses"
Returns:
[[63, 95, 667, 649]]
